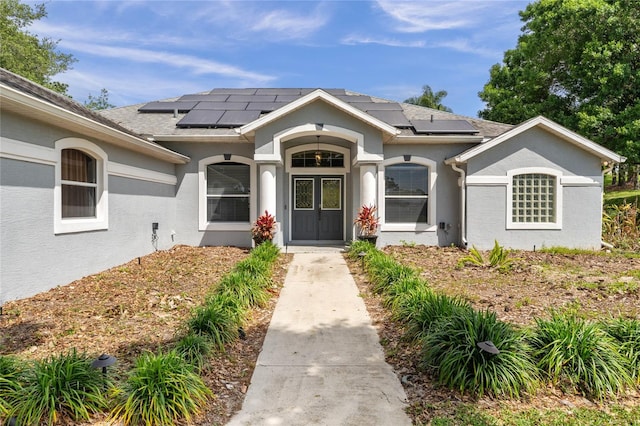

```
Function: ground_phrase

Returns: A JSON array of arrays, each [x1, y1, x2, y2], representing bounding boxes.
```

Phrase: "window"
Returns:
[[61, 149, 97, 218], [384, 163, 429, 223], [206, 162, 250, 222], [291, 150, 344, 168], [507, 168, 562, 229], [199, 155, 255, 231], [54, 138, 108, 234]]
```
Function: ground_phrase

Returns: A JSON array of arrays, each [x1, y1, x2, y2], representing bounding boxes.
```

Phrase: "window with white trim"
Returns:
[[384, 163, 429, 223], [507, 168, 562, 229], [205, 162, 250, 222], [54, 138, 108, 234]]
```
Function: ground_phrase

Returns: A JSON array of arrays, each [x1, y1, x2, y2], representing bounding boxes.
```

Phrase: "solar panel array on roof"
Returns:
[[411, 119, 478, 134], [367, 110, 412, 127], [138, 101, 197, 113]]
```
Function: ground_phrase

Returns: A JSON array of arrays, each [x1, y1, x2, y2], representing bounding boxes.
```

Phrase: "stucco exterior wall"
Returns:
[[465, 127, 604, 250]]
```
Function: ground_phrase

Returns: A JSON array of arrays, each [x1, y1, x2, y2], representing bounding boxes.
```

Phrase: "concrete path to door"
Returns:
[[227, 248, 411, 426]]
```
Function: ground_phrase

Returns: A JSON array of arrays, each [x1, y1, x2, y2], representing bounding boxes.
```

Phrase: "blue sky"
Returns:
[[30, 0, 530, 118]]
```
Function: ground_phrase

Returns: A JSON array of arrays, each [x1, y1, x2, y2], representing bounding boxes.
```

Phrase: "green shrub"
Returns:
[[458, 240, 514, 271], [234, 256, 272, 277], [422, 309, 538, 398], [347, 240, 377, 259], [111, 351, 212, 426], [398, 291, 473, 343], [458, 245, 485, 268], [217, 271, 271, 308], [601, 317, 640, 383], [369, 261, 417, 294], [174, 333, 213, 370], [7, 350, 109, 425], [0, 355, 24, 417], [251, 240, 280, 263], [530, 313, 633, 399], [383, 276, 430, 308], [188, 293, 244, 349]]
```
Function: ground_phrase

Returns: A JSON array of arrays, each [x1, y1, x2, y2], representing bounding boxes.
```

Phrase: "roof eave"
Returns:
[[1, 84, 190, 164], [390, 134, 484, 144], [238, 89, 400, 137]]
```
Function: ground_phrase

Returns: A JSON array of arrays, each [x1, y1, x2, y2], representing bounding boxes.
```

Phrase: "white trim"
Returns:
[[560, 176, 600, 187], [198, 155, 256, 231], [108, 162, 177, 185], [378, 156, 438, 232], [238, 89, 400, 137], [445, 116, 626, 165], [1, 83, 189, 164], [506, 167, 563, 230], [466, 175, 509, 186], [285, 143, 351, 174], [0, 137, 56, 165], [390, 135, 484, 144], [54, 138, 109, 234]]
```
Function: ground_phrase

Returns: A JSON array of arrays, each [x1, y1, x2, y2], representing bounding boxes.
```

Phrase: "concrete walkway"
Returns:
[[227, 251, 411, 426]]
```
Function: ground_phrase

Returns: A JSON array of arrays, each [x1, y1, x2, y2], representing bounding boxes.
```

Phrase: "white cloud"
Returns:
[[58, 41, 275, 83], [375, 0, 501, 32], [250, 8, 329, 40], [341, 34, 425, 48]]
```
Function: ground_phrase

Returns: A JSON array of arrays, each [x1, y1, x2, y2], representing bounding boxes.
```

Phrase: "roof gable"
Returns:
[[237, 89, 400, 138], [445, 116, 626, 165]]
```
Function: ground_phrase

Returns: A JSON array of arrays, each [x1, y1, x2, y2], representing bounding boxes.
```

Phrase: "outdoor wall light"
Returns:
[[476, 340, 500, 355], [92, 353, 117, 375], [224, 153, 232, 161]]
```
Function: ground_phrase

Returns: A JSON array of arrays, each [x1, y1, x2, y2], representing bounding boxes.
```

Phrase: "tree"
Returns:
[[404, 85, 453, 112], [478, 0, 640, 168], [84, 88, 115, 110], [0, 0, 76, 94]]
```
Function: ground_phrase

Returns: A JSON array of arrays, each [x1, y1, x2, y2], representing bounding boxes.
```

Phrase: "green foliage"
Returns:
[[6, 350, 109, 425], [0, 0, 76, 94], [251, 210, 276, 245], [174, 333, 212, 370], [346, 240, 377, 259], [368, 260, 417, 294], [530, 313, 633, 399], [83, 88, 115, 110], [458, 241, 514, 271], [188, 293, 244, 349], [0, 355, 24, 416], [217, 270, 271, 308], [110, 351, 212, 426], [383, 276, 430, 308], [234, 256, 272, 278], [422, 309, 538, 398], [250, 240, 280, 263], [478, 0, 640, 163], [404, 84, 453, 112], [601, 318, 640, 383]]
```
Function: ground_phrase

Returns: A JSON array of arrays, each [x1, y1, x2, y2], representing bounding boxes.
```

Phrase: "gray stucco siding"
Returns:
[[468, 127, 601, 178]]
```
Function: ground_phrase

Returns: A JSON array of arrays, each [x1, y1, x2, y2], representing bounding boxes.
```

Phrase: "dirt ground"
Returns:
[[348, 245, 640, 424], [1, 244, 639, 424]]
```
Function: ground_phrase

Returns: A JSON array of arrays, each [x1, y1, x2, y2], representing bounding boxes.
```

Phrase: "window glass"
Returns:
[[512, 173, 555, 223], [385, 163, 429, 223], [61, 149, 97, 218], [291, 150, 344, 168], [206, 162, 250, 222]]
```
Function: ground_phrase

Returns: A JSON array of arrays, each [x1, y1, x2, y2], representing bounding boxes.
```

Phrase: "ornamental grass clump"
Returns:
[[530, 313, 633, 399], [6, 350, 109, 425], [234, 256, 272, 278], [188, 293, 245, 350], [347, 239, 377, 259], [111, 351, 212, 426], [0, 355, 24, 417], [217, 270, 271, 308], [421, 309, 538, 398], [602, 318, 640, 384], [251, 240, 280, 263], [383, 276, 430, 309], [174, 332, 213, 371]]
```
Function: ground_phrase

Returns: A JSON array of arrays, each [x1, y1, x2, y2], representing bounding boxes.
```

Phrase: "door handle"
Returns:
[[318, 204, 322, 219]]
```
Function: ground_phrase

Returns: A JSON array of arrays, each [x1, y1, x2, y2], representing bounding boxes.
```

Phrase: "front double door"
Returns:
[[292, 175, 343, 241]]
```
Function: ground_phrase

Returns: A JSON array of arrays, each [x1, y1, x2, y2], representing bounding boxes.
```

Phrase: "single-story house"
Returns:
[[0, 68, 626, 302]]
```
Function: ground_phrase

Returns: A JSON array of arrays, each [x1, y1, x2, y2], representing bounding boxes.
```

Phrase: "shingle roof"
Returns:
[[100, 88, 513, 140]]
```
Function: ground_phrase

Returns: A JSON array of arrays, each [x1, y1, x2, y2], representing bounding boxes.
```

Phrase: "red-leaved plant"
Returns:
[[354, 204, 380, 237], [252, 210, 276, 245]]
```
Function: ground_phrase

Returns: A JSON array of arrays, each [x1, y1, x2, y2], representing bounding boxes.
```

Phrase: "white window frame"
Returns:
[[378, 156, 437, 232], [507, 167, 562, 230], [198, 155, 256, 231], [54, 138, 108, 234]]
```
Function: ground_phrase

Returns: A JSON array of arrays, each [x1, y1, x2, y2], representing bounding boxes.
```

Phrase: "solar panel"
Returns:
[[209, 88, 257, 95], [245, 102, 287, 112], [216, 110, 261, 126], [193, 102, 248, 110], [411, 119, 478, 134], [255, 88, 302, 95], [275, 94, 303, 102], [138, 101, 197, 113], [227, 95, 276, 103], [367, 110, 412, 127], [353, 102, 403, 111], [176, 110, 224, 127], [336, 95, 372, 103], [178, 94, 229, 102]]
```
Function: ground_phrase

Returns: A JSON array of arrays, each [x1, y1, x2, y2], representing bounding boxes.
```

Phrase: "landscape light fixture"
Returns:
[[476, 340, 500, 355], [92, 353, 117, 376]]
